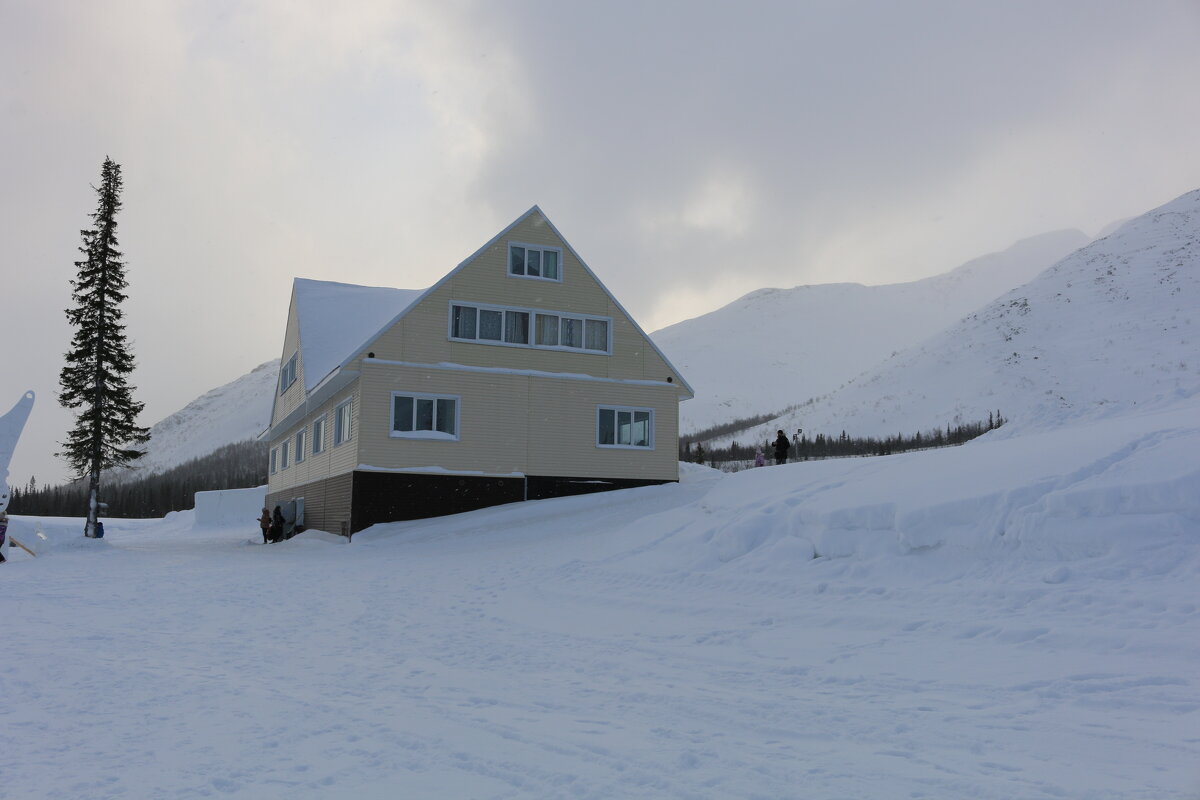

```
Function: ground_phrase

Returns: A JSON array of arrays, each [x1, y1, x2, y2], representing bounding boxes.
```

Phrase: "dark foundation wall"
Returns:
[[351, 471, 525, 533], [271, 471, 676, 536], [525, 475, 671, 501]]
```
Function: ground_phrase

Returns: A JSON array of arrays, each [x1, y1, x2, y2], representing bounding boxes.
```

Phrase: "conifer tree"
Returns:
[[58, 157, 149, 538]]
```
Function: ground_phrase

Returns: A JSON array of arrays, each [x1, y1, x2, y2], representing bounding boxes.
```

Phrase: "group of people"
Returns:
[[754, 428, 803, 467], [258, 506, 286, 544]]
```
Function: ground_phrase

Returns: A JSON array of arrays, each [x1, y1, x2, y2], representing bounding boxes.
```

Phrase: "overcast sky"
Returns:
[[4, 0, 1200, 488]]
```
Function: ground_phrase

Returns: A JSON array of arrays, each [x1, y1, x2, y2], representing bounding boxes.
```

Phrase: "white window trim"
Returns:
[[334, 398, 353, 447], [596, 405, 655, 450], [448, 300, 612, 355], [280, 440, 290, 470], [507, 241, 564, 283], [389, 391, 461, 441], [311, 415, 326, 455], [294, 429, 306, 464], [270, 447, 278, 474]]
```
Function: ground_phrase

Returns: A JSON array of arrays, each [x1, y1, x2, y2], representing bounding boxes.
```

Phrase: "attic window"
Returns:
[[451, 302, 610, 354], [279, 353, 298, 395], [509, 243, 562, 281]]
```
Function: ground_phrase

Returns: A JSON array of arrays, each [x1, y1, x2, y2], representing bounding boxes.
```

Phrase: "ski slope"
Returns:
[[4, 398, 1198, 799]]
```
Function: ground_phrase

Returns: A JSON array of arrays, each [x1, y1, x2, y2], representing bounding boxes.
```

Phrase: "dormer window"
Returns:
[[509, 243, 561, 281], [279, 353, 298, 395]]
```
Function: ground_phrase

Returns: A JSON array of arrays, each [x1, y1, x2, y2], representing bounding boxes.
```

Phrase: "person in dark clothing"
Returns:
[[258, 507, 272, 544], [0, 511, 8, 563], [773, 429, 791, 465], [270, 506, 285, 544]]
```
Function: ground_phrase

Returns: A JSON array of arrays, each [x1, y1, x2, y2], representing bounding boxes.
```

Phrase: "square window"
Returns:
[[561, 317, 583, 348], [536, 313, 559, 346], [452, 305, 478, 339], [479, 309, 503, 341], [585, 319, 608, 351], [393, 396, 414, 432], [505, 311, 529, 344]]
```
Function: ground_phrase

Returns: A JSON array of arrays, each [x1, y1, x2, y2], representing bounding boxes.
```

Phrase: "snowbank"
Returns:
[[616, 403, 1200, 579], [193, 485, 267, 527]]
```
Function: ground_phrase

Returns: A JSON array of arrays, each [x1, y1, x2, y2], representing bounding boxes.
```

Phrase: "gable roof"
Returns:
[[290, 207, 695, 400], [292, 278, 425, 393]]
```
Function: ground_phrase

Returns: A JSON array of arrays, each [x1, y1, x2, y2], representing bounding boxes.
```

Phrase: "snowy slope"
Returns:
[[652, 229, 1089, 432], [714, 189, 1200, 446], [3, 398, 1198, 798], [110, 359, 278, 479]]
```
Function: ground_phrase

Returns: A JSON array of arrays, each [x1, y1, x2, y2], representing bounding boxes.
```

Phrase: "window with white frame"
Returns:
[[294, 429, 305, 463], [334, 399, 353, 446], [280, 440, 290, 470], [270, 448, 278, 474], [312, 416, 326, 455], [391, 392, 459, 439], [452, 303, 609, 354], [597, 406, 654, 448], [509, 243, 562, 281], [279, 353, 297, 395]]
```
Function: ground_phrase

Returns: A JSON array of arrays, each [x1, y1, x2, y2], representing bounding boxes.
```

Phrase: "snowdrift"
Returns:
[[594, 403, 1200, 584], [193, 485, 267, 528]]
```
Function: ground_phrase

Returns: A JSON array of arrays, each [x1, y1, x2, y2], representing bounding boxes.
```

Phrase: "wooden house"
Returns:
[[265, 206, 693, 535]]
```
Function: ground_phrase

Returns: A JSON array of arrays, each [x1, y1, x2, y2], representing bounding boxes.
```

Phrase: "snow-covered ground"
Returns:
[[4, 397, 1198, 799]]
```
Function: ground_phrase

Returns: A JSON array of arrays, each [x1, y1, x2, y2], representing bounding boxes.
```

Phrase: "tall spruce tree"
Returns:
[[58, 157, 149, 537]]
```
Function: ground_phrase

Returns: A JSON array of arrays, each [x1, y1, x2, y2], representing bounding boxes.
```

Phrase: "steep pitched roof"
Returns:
[[291, 207, 694, 399], [293, 278, 425, 392]]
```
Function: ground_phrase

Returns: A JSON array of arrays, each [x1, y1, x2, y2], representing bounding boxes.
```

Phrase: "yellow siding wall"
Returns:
[[272, 290, 306, 426], [357, 363, 679, 481], [358, 211, 687, 388], [267, 381, 360, 494], [270, 209, 687, 492]]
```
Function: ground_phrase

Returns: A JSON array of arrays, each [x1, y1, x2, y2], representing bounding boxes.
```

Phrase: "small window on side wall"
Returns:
[[334, 399, 353, 446], [279, 353, 298, 395], [597, 406, 653, 449], [391, 392, 459, 440], [312, 416, 326, 455]]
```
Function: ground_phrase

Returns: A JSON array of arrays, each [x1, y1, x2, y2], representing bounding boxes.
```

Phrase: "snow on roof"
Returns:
[[292, 278, 425, 392]]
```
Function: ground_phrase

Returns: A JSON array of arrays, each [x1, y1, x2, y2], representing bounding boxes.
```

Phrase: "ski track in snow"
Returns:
[[3, 406, 1200, 799]]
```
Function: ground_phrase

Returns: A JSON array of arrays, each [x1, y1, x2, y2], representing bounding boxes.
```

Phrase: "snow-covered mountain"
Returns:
[[123, 229, 1089, 475], [714, 189, 1200, 446], [653, 229, 1089, 433], [111, 360, 278, 479]]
